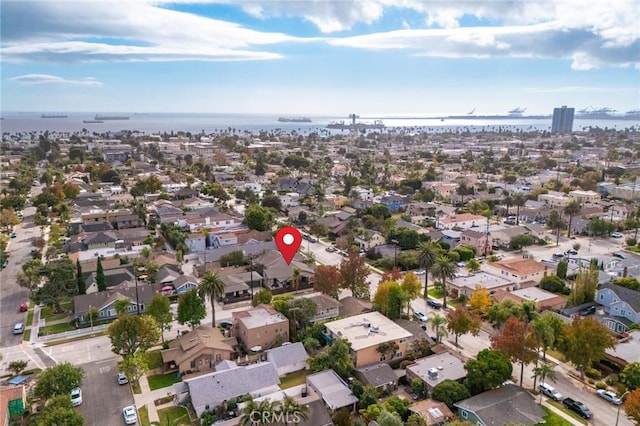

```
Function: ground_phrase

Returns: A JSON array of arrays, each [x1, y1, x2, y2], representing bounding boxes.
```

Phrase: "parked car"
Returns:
[[70, 388, 82, 406], [611, 231, 624, 238], [10, 232, 17, 238], [117, 373, 129, 385], [566, 248, 578, 255], [580, 305, 596, 316], [325, 246, 336, 253], [612, 252, 626, 259], [413, 311, 427, 322], [427, 299, 442, 309], [19, 303, 28, 312], [538, 382, 563, 401], [596, 389, 622, 405], [562, 397, 593, 419], [414, 269, 426, 276], [123, 406, 138, 424], [12, 323, 24, 334]]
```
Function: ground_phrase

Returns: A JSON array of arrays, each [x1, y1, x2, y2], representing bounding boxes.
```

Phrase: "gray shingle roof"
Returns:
[[454, 384, 545, 425], [266, 342, 308, 371], [306, 370, 358, 411], [600, 282, 640, 311]]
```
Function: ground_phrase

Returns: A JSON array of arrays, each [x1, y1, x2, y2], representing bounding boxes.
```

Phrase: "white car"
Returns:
[[414, 269, 426, 276], [413, 311, 427, 322], [117, 372, 129, 385], [596, 389, 622, 405], [123, 405, 138, 424], [70, 388, 82, 406], [12, 323, 25, 335], [611, 231, 624, 238]]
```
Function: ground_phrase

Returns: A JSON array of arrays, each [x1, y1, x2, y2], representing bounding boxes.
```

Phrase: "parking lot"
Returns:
[[77, 358, 135, 426]]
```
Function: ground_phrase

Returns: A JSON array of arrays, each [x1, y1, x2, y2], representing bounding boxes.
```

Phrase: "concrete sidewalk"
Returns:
[[542, 400, 585, 425], [134, 374, 175, 423]]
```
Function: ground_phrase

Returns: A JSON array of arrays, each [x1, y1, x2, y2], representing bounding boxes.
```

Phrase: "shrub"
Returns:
[[400, 360, 413, 369], [585, 367, 602, 380], [595, 382, 607, 390], [626, 238, 637, 247], [606, 374, 619, 386], [588, 379, 595, 385]]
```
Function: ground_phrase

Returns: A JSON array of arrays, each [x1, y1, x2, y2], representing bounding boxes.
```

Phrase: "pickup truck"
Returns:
[[562, 397, 593, 419]]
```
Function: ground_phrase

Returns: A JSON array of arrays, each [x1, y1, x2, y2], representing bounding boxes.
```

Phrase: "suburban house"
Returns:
[[438, 213, 488, 231], [84, 267, 135, 294], [406, 351, 467, 395], [265, 342, 309, 376], [174, 361, 280, 417], [232, 304, 290, 352], [161, 326, 237, 374], [459, 229, 492, 257], [217, 269, 260, 304], [408, 400, 454, 425], [485, 257, 549, 285], [596, 283, 640, 333], [454, 384, 545, 425], [493, 287, 567, 311], [448, 272, 515, 299], [569, 189, 600, 205], [162, 274, 199, 295], [354, 363, 398, 393], [256, 251, 314, 292], [184, 233, 207, 253], [306, 294, 341, 323], [306, 370, 359, 412], [354, 231, 387, 251], [73, 284, 157, 323], [605, 330, 640, 367], [322, 312, 413, 367], [0, 385, 26, 424]]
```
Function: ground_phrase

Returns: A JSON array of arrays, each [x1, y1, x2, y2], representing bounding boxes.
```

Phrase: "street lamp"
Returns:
[[615, 390, 630, 426]]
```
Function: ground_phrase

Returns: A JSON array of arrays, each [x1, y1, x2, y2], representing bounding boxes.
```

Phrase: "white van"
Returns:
[[539, 382, 563, 401]]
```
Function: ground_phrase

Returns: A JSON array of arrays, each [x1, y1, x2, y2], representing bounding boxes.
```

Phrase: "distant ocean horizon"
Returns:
[[1, 111, 639, 135]]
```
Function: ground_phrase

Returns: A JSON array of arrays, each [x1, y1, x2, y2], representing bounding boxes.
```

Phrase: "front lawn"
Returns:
[[547, 401, 588, 425], [26, 310, 34, 327], [40, 302, 72, 322], [427, 288, 444, 298], [23, 329, 31, 342], [280, 369, 309, 389], [158, 406, 191, 425], [38, 321, 74, 336], [148, 372, 182, 391], [541, 406, 573, 426], [138, 405, 150, 426], [147, 349, 163, 369]]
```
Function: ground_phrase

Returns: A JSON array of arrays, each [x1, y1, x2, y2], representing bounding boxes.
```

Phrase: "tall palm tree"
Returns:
[[417, 241, 442, 299], [239, 398, 275, 426], [430, 255, 458, 309], [533, 363, 557, 403], [291, 267, 301, 291], [512, 192, 526, 225], [280, 395, 309, 425], [198, 272, 225, 327], [426, 312, 448, 343], [564, 200, 582, 239], [502, 190, 513, 217]]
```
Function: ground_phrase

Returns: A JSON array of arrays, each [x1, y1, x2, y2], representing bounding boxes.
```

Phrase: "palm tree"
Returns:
[[512, 192, 526, 225], [239, 398, 276, 426], [198, 272, 225, 327], [426, 312, 448, 343], [502, 190, 513, 217], [564, 200, 582, 239], [280, 395, 309, 425], [430, 255, 458, 309], [291, 267, 301, 291], [417, 241, 441, 299], [533, 363, 557, 403]]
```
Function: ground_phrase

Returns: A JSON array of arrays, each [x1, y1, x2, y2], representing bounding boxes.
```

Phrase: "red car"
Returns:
[[19, 303, 28, 312]]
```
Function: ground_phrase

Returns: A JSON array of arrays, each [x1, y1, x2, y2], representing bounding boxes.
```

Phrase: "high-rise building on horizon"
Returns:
[[551, 105, 575, 134]]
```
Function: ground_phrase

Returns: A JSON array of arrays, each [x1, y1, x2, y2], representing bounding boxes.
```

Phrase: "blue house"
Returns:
[[596, 283, 640, 333]]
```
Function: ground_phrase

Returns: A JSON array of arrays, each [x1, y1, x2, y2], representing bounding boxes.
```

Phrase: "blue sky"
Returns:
[[1, 0, 639, 115]]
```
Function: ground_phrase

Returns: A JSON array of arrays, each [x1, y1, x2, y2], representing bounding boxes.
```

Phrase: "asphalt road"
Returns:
[[77, 357, 135, 426], [0, 206, 38, 347]]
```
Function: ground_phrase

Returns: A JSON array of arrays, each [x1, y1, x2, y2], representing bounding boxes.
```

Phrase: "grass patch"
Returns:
[[147, 350, 163, 370], [148, 372, 182, 391], [40, 302, 72, 322], [44, 330, 107, 346], [546, 349, 567, 363], [158, 406, 190, 425], [26, 310, 34, 327], [23, 329, 31, 342], [547, 401, 588, 425], [132, 381, 142, 394], [428, 288, 444, 298], [280, 369, 309, 389], [541, 406, 573, 426], [38, 321, 74, 336], [138, 405, 150, 426]]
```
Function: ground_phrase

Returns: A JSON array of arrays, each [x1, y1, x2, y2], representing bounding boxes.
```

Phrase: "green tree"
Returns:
[[446, 306, 481, 346], [107, 314, 160, 358], [401, 272, 422, 314], [239, 397, 276, 426], [556, 261, 568, 280], [376, 410, 403, 426], [377, 341, 400, 362], [547, 209, 565, 246], [76, 259, 85, 295], [465, 258, 481, 274], [564, 200, 582, 239], [430, 255, 458, 309], [570, 265, 599, 305], [512, 192, 526, 225], [252, 289, 273, 307], [486, 300, 524, 327], [509, 234, 535, 251], [118, 352, 149, 387], [533, 362, 557, 401], [34, 362, 84, 402], [114, 298, 131, 316], [621, 362, 640, 391], [539, 275, 567, 293], [432, 380, 470, 409], [560, 317, 615, 380], [7, 360, 28, 376], [417, 241, 442, 298], [244, 204, 274, 231], [199, 272, 225, 327], [308, 338, 354, 379], [35, 395, 84, 426], [177, 289, 207, 330], [96, 256, 106, 292], [147, 295, 173, 343], [426, 312, 448, 343], [464, 349, 513, 395], [373, 281, 404, 320]]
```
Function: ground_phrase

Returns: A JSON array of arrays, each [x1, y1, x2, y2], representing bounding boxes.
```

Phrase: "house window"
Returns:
[[380, 356, 386, 362], [216, 354, 222, 362], [621, 309, 626, 316], [461, 410, 468, 419], [190, 360, 196, 368], [599, 294, 604, 300]]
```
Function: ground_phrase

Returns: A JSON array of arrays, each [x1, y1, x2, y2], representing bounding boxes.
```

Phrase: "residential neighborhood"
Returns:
[[1, 121, 640, 426]]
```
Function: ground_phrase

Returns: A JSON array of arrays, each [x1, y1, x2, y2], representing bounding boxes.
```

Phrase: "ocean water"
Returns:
[[1, 112, 638, 135]]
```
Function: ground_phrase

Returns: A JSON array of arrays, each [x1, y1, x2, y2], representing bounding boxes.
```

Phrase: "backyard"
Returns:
[[279, 369, 309, 389], [148, 372, 182, 391]]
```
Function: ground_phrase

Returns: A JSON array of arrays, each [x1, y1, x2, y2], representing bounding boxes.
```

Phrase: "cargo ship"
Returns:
[[326, 113, 385, 130], [41, 113, 68, 118], [278, 117, 312, 123], [95, 115, 130, 120]]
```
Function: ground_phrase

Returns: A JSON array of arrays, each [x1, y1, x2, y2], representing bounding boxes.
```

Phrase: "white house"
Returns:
[[265, 342, 309, 376], [439, 213, 488, 230]]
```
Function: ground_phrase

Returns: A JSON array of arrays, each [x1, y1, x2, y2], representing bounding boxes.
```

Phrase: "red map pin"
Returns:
[[275, 226, 302, 265]]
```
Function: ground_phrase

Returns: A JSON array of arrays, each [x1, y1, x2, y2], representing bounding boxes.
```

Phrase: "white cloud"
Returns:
[[523, 86, 637, 93], [9, 74, 103, 86]]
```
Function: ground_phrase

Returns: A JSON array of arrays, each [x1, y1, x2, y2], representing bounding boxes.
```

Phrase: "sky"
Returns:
[[1, 0, 639, 115]]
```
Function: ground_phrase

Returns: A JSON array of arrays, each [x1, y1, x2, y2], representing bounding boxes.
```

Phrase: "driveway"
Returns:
[[77, 357, 135, 426]]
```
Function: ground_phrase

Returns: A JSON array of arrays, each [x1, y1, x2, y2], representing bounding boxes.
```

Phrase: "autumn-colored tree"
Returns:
[[468, 286, 492, 315], [624, 388, 640, 424], [313, 265, 341, 296], [339, 252, 370, 298], [490, 317, 537, 380], [446, 306, 481, 346], [560, 317, 615, 380], [401, 272, 422, 314], [373, 281, 404, 320], [380, 266, 403, 283]]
